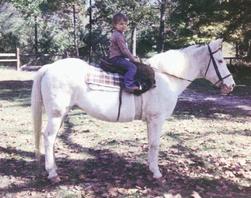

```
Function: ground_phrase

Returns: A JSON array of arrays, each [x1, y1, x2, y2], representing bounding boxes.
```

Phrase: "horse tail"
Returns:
[[31, 64, 50, 161]]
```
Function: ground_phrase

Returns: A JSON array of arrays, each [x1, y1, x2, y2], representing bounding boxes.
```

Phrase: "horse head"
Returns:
[[203, 39, 235, 95]]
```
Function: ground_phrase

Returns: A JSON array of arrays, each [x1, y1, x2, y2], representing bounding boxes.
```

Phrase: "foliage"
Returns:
[[169, 0, 224, 46], [81, 0, 155, 59], [0, 3, 27, 52], [137, 29, 157, 56], [221, 0, 251, 58], [0, 0, 250, 64], [0, 0, 86, 61], [79, 28, 110, 61], [169, 0, 251, 56]]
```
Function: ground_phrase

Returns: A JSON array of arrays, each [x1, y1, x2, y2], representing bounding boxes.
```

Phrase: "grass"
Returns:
[[0, 67, 250, 198]]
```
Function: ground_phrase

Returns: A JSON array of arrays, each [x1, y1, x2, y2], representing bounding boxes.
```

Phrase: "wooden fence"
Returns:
[[0, 48, 20, 70], [224, 57, 248, 66]]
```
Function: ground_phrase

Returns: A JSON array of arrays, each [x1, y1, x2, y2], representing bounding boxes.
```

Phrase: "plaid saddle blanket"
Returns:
[[85, 66, 123, 91]]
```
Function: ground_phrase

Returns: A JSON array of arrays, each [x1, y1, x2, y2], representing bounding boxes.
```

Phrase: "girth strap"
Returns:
[[116, 86, 123, 121]]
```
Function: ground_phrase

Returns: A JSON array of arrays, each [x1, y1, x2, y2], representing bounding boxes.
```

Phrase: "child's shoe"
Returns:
[[124, 85, 141, 93]]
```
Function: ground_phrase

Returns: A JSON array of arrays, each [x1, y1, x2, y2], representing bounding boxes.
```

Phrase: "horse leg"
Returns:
[[44, 114, 64, 183], [147, 116, 165, 178]]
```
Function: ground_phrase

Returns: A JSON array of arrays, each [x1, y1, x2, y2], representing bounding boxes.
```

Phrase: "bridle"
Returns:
[[204, 44, 232, 86]]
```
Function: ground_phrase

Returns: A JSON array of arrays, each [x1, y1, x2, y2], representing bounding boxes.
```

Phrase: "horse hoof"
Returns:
[[49, 176, 61, 184], [155, 177, 166, 186], [153, 172, 162, 179]]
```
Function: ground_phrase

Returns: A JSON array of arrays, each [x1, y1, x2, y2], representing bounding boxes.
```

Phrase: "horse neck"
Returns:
[[182, 45, 208, 79], [148, 46, 206, 95]]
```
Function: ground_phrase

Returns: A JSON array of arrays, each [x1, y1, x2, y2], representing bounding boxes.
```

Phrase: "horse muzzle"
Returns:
[[220, 83, 235, 95]]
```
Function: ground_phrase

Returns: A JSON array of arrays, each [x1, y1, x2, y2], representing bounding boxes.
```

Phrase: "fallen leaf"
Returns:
[[108, 187, 118, 197], [191, 191, 202, 198]]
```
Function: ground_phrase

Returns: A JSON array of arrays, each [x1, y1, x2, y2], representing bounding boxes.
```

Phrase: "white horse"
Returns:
[[31, 39, 235, 183]]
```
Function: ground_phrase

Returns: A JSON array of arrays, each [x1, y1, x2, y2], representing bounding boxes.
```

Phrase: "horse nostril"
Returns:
[[232, 83, 236, 88]]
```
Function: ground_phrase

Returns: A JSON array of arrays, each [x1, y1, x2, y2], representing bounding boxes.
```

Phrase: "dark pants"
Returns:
[[109, 56, 137, 88]]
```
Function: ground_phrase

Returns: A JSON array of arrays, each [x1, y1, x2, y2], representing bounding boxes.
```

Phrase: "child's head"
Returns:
[[112, 13, 128, 32]]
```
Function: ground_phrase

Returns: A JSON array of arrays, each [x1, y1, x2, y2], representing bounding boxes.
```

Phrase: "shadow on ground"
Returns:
[[0, 80, 32, 106], [174, 96, 251, 118], [0, 118, 250, 197]]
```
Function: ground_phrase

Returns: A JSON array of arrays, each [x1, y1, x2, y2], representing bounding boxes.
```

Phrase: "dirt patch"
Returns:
[[177, 89, 251, 117], [0, 68, 34, 81]]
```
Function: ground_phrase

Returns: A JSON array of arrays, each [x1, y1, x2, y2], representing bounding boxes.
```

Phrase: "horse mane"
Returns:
[[146, 43, 206, 79], [180, 43, 204, 53]]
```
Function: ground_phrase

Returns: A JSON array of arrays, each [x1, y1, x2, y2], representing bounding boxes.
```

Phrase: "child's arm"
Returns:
[[115, 34, 136, 62]]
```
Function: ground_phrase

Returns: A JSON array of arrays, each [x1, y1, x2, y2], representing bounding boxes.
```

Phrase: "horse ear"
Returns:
[[210, 38, 223, 50], [216, 38, 223, 45]]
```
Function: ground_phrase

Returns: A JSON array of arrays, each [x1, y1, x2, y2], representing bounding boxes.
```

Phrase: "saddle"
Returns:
[[100, 58, 156, 96], [99, 58, 156, 121]]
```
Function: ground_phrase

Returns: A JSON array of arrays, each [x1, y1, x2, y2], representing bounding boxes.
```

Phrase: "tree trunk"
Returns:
[[34, 16, 38, 57], [157, 0, 166, 53], [88, 0, 93, 63], [72, 5, 79, 57], [132, 27, 137, 56], [247, 40, 251, 61], [130, 26, 137, 56], [235, 42, 239, 57]]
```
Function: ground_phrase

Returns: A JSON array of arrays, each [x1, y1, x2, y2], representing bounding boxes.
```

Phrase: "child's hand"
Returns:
[[133, 56, 140, 62]]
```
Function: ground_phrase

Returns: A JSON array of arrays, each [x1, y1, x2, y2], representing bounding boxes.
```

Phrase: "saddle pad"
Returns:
[[86, 66, 123, 91]]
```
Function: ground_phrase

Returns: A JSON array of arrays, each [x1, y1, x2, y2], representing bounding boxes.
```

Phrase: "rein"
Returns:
[[152, 67, 193, 83], [162, 71, 193, 82]]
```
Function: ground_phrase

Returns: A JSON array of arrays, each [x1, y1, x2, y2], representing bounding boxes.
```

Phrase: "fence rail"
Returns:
[[0, 48, 20, 70], [224, 57, 247, 66]]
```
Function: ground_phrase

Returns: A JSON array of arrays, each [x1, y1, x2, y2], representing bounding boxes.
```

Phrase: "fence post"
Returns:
[[16, 48, 20, 70]]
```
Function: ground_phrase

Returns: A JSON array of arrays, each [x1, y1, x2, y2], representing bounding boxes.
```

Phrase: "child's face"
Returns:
[[114, 20, 128, 32]]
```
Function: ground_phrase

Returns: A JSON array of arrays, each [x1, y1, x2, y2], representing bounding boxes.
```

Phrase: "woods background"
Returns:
[[0, 0, 250, 65]]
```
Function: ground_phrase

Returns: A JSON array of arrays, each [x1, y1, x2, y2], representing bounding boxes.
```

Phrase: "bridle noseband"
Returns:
[[204, 44, 232, 86]]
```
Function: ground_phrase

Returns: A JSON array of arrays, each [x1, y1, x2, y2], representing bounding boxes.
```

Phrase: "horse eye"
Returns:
[[218, 60, 223, 63]]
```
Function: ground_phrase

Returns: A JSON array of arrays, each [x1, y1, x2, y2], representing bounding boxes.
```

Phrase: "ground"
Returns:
[[0, 67, 250, 198]]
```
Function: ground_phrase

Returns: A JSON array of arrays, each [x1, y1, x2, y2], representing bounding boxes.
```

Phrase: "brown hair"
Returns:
[[112, 13, 128, 27]]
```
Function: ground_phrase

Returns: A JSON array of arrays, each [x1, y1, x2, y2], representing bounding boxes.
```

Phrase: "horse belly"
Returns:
[[77, 90, 136, 122]]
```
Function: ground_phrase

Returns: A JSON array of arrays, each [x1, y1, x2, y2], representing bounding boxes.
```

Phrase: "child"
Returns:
[[109, 13, 140, 93]]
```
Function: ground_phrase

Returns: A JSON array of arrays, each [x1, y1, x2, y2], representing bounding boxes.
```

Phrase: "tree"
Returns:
[[156, 0, 168, 52], [1, 0, 250, 64], [221, 0, 251, 59], [0, 2, 27, 52], [167, 0, 251, 58], [88, 0, 154, 59], [4, 0, 87, 61]]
